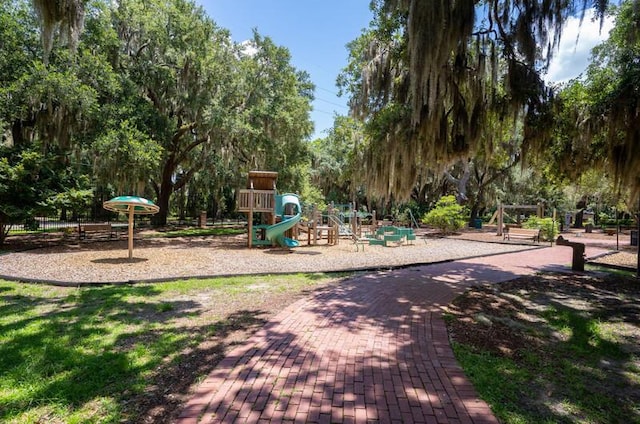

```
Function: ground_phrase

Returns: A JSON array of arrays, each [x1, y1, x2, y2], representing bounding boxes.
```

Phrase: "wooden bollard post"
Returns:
[[556, 235, 585, 272]]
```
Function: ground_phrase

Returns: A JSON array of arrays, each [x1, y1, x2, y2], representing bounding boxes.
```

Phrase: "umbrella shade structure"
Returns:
[[103, 196, 159, 259]]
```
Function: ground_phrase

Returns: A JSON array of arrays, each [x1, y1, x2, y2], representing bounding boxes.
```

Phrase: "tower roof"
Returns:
[[248, 171, 278, 190]]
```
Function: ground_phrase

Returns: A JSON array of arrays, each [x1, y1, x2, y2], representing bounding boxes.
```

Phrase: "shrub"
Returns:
[[523, 216, 558, 241], [421, 195, 466, 234], [24, 217, 40, 231]]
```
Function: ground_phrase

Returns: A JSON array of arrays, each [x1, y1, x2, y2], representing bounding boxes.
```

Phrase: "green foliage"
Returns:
[[549, 1, 640, 203], [522, 216, 558, 241], [421, 195, 466, 234], [229, 31, 314, 195], [0, 146, 56, 244], [92, 120, 162, 193], [309, 116, 364, 204], [42, 187, 95, 220], [3, 0, 635, 236], [0, 1, 41, 124], [1, 0, 316, 226], [1, 1, 115, 229], [292, 163, 327, 211], [401, 200, 427, 227], [598, 211, 614, 228], [23, 216, 39, 231]]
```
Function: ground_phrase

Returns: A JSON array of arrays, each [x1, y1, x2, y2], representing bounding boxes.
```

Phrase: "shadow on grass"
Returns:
[[5, 262, 636, 424], [0, 283, 270, 423], [448, 273, 640, 423]]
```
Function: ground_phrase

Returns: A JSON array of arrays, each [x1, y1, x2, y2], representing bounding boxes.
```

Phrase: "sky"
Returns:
[[544, 9, 615, 83], [197, 2, 614, 139], [197, 1, 373, 139]]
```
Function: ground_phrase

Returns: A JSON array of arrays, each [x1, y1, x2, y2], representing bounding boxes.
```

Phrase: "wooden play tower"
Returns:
[[237, 171, 278, 248]]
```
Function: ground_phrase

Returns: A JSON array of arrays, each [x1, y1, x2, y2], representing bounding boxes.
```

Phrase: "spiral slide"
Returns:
[[264, 193, 301, 248]]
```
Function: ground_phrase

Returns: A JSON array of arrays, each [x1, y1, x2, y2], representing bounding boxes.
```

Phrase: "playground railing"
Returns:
[[328, 214, 358, 241], [406, 209, 420, 229], [237, 189, 275, 213], [328, 214, 374, 251]]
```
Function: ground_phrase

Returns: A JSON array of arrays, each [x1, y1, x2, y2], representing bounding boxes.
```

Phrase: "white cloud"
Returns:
[[545, 9, 615, 83], [238, 39, 258, 57]]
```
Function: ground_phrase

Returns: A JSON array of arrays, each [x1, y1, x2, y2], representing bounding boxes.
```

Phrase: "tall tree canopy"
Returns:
[[309, 115, 364, 204], [342, 0, 634, 201], [92, 0, 313, 224], [526, 1, 640, 206], [106, 0, 240, 224], [553, 0, 640, 202], [4, 0, 315, 226]]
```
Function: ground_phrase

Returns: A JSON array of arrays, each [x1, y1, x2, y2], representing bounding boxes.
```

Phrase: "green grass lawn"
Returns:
[[0, 273, 341, 423]]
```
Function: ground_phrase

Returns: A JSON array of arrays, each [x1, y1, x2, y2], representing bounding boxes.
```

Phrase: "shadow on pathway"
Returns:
[[176, 245, 604, 423]]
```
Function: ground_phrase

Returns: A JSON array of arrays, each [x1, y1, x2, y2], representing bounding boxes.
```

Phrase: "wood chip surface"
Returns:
[[0, 235, 536, 284]]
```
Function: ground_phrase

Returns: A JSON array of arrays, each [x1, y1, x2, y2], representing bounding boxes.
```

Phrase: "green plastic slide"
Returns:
[[265, 193, 301, 248]]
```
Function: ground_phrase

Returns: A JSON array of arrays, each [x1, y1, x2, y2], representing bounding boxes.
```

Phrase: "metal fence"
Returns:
[[9, 211, 247, 235], [14, 214, 114, 233]]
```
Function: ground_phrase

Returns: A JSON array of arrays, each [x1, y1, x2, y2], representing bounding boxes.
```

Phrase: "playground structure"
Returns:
[[302, 204, 418, 249], [309, 204, 373, 246], [296, 206, 338, 246], [237, 171, 301, 248], [237, 171, 418, 249]]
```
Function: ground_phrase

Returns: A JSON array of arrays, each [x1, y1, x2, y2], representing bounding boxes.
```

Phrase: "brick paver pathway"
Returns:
[[177, 244, 608, 423]]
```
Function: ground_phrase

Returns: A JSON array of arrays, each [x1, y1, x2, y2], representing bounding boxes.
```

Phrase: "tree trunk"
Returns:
[[444, 159, 471, 204], [153, 160, 176, 226], [154, 183, 172, 226], [211, 198, 219, 223], [177, 187, 186, 221], [467, 185, 485, 227], [469, 204, 479, 227], [0, 221, 6, 247], [574, 209, 584, 228]]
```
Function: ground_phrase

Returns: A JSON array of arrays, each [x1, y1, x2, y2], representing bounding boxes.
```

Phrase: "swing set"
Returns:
[[488, 203, 546, 236]]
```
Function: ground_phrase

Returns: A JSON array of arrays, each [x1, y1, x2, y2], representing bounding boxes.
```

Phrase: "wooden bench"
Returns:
[[78, 223, 117, 240], [503, 227, 541, 243]]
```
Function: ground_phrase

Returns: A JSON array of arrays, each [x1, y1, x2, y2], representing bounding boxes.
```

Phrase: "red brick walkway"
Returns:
[[177, 245, 607, 423]]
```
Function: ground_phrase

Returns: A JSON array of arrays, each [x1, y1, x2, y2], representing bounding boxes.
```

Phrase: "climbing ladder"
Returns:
[[328, 214, 368, 251]]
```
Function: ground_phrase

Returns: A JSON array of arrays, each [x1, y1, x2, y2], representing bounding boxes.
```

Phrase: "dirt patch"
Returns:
[[589, 250, 639, 269], [447, 272, 640, 355], [446, 272, 640, 420]]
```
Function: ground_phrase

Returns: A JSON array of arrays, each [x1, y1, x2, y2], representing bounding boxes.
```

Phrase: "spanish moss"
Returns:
[[32, 0, 85, 63], [351, 0, 625, 201]]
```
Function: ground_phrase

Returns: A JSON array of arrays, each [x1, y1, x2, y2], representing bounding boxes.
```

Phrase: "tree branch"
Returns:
[[173, 167, 198, 192], [174, 133, 209, 166]]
